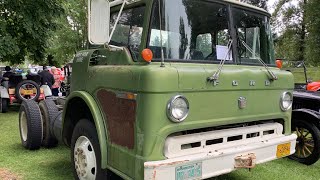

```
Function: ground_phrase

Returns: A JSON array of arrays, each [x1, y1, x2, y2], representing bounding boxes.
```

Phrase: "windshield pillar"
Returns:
[[227, 5, 239, 65]]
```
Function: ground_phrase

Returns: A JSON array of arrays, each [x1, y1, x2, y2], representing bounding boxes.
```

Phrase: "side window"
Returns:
[[110, 6, 145, 59], [196, 33, 212, 58], [216, 29, 232, 60], [237, 27, 261, 59], [195, 30, 232, 61], [217, 29, 229, 46]]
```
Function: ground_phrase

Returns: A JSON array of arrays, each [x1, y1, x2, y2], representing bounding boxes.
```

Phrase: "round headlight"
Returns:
[[167, 95, 189, 122], [280, 92, 293, 111]]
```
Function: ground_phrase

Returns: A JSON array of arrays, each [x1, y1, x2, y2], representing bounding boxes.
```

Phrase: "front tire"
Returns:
[[71, 119, 105, 180], [289, 119, 320, 165]]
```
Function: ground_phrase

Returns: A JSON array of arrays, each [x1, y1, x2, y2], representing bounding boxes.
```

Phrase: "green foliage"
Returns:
[[272, 0, 306, 62], [274, 29, 303, 61], [0, 0, 64, 64], [305, 0, 320, 65], [46, 0, 87, 66], [272, 0, 320, 65], [243, 0, 268, 10]]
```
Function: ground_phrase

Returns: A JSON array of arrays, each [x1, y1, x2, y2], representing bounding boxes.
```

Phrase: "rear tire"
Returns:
[[39, 99, 59, 148], [15, 80, 40, 101], [19, 100, 43, 150], [289, 119, 320, 165], [71, 119, 106, 180], [0, 98, 8, 113]]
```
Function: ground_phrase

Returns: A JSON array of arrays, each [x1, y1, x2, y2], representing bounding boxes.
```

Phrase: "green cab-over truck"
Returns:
[[19, 0, 297, 179]]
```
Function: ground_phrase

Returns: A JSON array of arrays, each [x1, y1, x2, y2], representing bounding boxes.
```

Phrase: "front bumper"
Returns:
[[144, 123, 297, 179]]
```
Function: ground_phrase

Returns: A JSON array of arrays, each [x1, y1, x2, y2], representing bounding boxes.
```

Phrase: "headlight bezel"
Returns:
[[280, 91, 293, 111], [167, 95, 189, 123]]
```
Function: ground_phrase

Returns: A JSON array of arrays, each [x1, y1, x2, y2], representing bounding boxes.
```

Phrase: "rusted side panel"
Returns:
[[97, 89, 136, 149]]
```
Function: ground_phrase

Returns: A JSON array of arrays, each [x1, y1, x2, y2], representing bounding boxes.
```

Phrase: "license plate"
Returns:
[[176, 163, 202, 180], [276, 142, 291, 158], [23, 90, 34, 95]]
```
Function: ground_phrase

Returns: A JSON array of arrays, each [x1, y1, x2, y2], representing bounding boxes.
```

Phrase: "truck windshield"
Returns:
[[233, 8, 275, 65], [148, 0, 275, 65], [148, 0, 231, 62]]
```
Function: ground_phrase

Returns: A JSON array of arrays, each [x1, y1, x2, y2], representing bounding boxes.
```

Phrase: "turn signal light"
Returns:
[[142, 49, 153, 62], [276, 59, 283, 69]]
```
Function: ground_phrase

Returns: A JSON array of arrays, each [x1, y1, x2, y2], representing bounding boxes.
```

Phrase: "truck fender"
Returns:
[[62, 91, 108, 169], [292, 109, 320, 129], [0, 86, 9, 99]]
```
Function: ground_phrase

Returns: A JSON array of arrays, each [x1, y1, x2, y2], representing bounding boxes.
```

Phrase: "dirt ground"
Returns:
[[0, 169, 20, 180]]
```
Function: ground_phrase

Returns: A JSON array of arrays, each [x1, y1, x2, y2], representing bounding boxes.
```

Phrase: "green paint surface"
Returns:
[[62, 1, 294, 179]]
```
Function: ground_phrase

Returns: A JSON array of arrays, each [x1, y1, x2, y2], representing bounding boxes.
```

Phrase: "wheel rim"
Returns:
[[20, 111, 28, 142], [294, 127, 314, 158], [74, 136, 97, 180], [19, 83, 38, 101]]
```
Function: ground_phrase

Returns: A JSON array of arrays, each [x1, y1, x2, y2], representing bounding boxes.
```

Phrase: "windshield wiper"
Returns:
[[240, 40, 278, 80], [207, 39, 233, 82]]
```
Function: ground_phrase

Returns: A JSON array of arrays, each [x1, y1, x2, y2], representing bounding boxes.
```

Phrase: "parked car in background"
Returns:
[[280, 60, 320, 165], [0, 69, 52, 113]]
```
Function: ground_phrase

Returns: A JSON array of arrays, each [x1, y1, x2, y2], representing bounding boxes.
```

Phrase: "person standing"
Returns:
[[38, 66, 55, 89], [2, 66, 14, 80], [51, 67, 61, 96]]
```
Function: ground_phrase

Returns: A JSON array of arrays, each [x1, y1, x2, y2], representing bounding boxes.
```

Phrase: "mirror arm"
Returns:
[[110, 0, 125, 7], [107, 0, 127, 45]]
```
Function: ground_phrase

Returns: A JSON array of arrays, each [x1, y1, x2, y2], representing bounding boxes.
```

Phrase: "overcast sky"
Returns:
[[267, 0, 277, 13], [266, 0, 299, 13]]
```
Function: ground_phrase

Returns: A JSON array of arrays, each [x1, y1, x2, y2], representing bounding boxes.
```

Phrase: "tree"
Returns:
[[271, 0, 320, 65], [305, 0, 320, 65], [0, 0, 64, 64], [243, 0, 268, 10], [46, 0, 87, 66], [272, 0, 307, 62]]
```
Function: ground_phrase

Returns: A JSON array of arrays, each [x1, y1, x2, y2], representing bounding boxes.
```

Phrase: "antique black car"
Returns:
[[288, 61, 320, 165]]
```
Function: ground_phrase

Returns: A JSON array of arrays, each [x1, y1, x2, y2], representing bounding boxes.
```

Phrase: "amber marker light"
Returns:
[[126, 93, 136, 100], [276, 59, 283, 69], [142, 48, 153, 62]]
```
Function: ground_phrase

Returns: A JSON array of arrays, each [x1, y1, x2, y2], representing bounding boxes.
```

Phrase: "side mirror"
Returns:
[[88, 0, 110, 45], [307, 79, 313, 83]]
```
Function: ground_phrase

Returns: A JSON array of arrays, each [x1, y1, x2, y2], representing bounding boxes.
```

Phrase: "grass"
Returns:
[[285, 67, 320, 83], [0, 106, 72, 180], [1, 108, 320, 180]]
